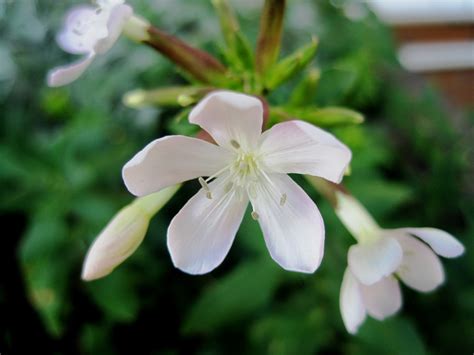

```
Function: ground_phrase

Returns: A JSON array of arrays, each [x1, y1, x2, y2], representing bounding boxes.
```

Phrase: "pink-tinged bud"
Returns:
[[144, 26, 229, 85], [81, 204, 149, 281], [82, 185, 180, 281]]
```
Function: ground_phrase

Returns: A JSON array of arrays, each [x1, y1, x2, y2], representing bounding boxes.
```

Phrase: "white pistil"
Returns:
[[206, 191, 213, 200]]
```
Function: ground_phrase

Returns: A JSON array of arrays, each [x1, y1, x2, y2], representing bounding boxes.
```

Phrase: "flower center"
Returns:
[[197, 139, 287, 220]]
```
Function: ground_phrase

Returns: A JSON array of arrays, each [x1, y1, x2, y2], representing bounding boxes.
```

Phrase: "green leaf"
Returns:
[[86, 269, 140, 322], [183, 258, 283, 334], [355, 317, 427, 355], [289, 67, 321, 107], [213, 0, 254, 72], [266, 37, 319, 89]]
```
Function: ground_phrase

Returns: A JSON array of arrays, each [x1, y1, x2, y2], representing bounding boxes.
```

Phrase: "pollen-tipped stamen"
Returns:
[[230, 139, 241, 149], [251, 211, 259, 220], [198, 177, 210, 191]]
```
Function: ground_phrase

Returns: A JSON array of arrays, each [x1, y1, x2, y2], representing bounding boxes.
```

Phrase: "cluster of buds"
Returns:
[[48, 0, 464, 334]]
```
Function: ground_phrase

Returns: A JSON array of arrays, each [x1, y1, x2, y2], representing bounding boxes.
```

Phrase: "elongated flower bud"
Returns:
[[255, 0, 286, 75], [81, 185, 180, 281]]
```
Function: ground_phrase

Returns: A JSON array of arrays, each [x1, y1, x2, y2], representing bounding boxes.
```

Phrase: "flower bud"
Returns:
[[81, 185, 180, 281]]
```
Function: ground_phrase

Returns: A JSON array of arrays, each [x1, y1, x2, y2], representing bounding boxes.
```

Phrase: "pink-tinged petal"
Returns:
[[189, 91, 263, 150], [167, 175, 248, 275], [360, 276, 402, 320], [348, 237, 403, 285], [122, 135, 233, 197], [47, 53, 95, 87], [94, 4, 133, 54], [56, 6, 99, 54], [340, 268, 367, 334], [393, 233, 445, 292], [250, 173, 325, 273], [397, 227, 465, 258], [259, 120, 351, 183]]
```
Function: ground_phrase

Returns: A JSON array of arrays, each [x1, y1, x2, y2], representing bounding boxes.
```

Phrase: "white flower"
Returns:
[[336, 192, 465, 334], [82, 185, 179, 281], [122, 91, 352, 275], [47, 0, 133, 87]]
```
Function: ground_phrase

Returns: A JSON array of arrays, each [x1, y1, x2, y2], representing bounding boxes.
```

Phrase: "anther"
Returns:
[[230, 139, 240, 149], [251, 211, 259, 220], [206, 191, 213, 200], [280, 193, 287, 206], [198, 177, 210, 191]]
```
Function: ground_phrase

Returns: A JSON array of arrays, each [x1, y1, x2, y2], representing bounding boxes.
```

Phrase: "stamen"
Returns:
[[198, 177, 210, 191], [230, 139, 240, 149], [280, 193, 287, 206], [251, 211, 259, 220], [206, 191, 213, 200]]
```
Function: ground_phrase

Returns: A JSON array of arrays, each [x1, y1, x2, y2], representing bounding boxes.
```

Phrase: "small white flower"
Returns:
[[47, 0, 132, 87], [336, 192, 464, 334], [122, 91, 352, 275]]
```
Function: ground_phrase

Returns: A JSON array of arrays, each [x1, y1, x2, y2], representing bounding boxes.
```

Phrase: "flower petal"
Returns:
[[250, 173, 325, 273], [189, 91, 263, 150], [359, 276, 402, 320], [122, 135, 233, 196], [47, 53, 95, 87], [56, 6, 99, 54], [397, 227, 464, 258], [393, 233, 445, 292], [259, 120, 351, 183], [94, 4, 133, 54], [81, 203, 149, 281], [348, 237, 403, 285], [167, 175, 248, 274], [340, 268, 367, 334]]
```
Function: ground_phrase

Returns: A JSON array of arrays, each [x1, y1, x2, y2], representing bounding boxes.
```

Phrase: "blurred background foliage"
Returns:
[[0, 0, 472, 354]]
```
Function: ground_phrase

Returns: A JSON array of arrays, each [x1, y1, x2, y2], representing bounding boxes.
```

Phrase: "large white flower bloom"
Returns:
[[336, 192, 464, 334], [47, 0, 133, 87], [122, 91, 352, 275]]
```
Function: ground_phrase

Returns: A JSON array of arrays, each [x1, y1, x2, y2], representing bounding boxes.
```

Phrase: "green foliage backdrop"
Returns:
[[1, 1, 472, 354]]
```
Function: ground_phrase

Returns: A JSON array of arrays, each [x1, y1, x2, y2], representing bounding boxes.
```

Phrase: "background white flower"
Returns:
[[122, 91, 352, 275], [336, 192, 465, 334], [47, 0, 132, 87]]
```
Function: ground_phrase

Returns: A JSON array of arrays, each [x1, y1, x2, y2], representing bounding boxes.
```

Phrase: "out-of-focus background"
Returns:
[[0, 0, 473, 354]]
